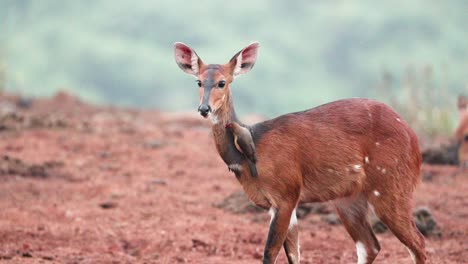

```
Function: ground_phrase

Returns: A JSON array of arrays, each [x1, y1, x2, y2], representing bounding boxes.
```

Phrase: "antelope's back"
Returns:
[[251, 98, 421, 200]]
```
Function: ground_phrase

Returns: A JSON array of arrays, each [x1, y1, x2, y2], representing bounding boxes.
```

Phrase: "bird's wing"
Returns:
[[237, 137, 256, 163], [234, 136, 244, 154]]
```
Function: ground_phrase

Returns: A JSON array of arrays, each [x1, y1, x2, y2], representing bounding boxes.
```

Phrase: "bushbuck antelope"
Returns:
[[455, 95, 468, 170], [174, 42, 426, 263]]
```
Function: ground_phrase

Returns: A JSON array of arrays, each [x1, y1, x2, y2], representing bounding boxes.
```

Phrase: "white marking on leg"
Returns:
[[405, 246, 417, 263], [373, 190, 380, 197], [228, 164, 243, 172], [373, 247, 379, 254], [268, 207, 276, 225], [289, 208, 297, 230], [356, 241, 368, 264], [297, 243, 301, 264]]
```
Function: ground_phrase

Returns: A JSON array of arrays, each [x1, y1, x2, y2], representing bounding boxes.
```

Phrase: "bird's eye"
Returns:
[[196, 80, 202, 87], [218, 81, 226, 88]]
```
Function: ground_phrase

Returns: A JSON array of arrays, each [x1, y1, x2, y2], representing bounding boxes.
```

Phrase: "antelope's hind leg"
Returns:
[[334, 195, 380, 264], [368, 190, 426, 264]]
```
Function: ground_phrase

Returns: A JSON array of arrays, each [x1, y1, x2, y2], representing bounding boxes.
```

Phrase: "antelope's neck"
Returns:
[[210, 93, 244, 166]]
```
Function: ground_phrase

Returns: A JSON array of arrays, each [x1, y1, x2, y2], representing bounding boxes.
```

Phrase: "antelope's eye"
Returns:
[[196, 80, 201, 87], [218, 81, 226, 88]]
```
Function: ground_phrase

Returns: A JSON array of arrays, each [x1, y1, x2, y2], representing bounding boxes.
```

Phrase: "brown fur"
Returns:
[[174, 42, 426, 263]]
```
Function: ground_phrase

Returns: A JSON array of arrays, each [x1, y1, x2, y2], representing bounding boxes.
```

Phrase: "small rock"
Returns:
[[99, 151, 110, 158], [370, 214, 387, 233], [422, 142, 459, 165], [143, 139, 167, 149], [99, 201, 118, 209], [413, 207, 441, 237], [192, 239, 209, 248], [321, 213, 341, 225], [252, 250, 263, 259], [16, 97, 33, 109], [21, 252, 32, 258], [422, 172, 434, 182], [150, 179, 167, 185]]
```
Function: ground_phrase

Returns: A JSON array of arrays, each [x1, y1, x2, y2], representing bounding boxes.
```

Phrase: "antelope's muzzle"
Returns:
[[198, 104, 211, 118]]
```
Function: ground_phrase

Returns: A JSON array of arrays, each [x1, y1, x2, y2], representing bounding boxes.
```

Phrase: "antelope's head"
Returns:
[[174, 42, 259, 119]]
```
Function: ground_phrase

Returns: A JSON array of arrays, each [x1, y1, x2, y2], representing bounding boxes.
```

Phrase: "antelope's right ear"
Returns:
[[458, 95, 467, 110], [174, 42, 203, 77]]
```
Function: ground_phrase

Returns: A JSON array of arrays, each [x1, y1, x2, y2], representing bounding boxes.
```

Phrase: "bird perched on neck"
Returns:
[[225, 122, 258, 177]]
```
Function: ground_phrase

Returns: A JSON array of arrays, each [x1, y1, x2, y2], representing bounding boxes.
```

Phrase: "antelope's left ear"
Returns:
[[229, 42, 259, 77]]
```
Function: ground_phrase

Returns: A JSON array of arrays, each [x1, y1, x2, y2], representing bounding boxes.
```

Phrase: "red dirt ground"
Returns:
[[0, 93, 466, 263]]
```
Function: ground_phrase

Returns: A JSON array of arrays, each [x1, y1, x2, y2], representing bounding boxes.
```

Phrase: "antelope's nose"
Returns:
[[198, 104, 211, 118]]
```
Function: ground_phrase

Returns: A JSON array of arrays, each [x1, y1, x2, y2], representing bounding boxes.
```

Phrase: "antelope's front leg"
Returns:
[[263, 206, 295, 264], [283, 208, 300, 264]]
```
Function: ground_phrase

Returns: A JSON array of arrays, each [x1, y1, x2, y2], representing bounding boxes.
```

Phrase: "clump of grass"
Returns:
[[376, 65, 455, 144]]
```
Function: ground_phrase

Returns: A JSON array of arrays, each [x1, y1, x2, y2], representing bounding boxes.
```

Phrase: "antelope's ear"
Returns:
[[458, 95, 467, 110], [174, 42, 203, 77], [229, 42, 259, 77]]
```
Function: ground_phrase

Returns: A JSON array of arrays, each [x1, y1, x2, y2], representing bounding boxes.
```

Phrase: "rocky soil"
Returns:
[[0, 92, 466, 263]]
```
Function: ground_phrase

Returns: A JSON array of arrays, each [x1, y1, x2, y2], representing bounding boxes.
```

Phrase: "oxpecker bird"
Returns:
[[226, 122, 258, 177]]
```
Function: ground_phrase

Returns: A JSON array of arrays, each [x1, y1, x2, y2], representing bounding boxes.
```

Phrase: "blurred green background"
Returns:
[[1, 0, 467, 135]]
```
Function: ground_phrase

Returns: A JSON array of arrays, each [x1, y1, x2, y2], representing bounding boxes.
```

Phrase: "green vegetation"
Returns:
[[1, 1, 467, 137]]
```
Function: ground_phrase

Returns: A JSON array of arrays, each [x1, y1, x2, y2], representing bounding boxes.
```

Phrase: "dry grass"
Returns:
[[376, 65, 456, 145]]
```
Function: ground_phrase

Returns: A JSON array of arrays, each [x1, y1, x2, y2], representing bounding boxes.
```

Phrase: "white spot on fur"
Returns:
[[289, 208, 298, 230], [396, 118, 401, 122], [376, 165, 381, 170], [228, 164, 242, 172], [209, 114, 218, 124], [375, 142, 380, 146], [373, 190, 380, 197], [381, 168, 386, 174], [365, 156, 369, 164], [269, 208, 276, 225], [354, 164, 362, 170], [356, 241, 368, 264], [327, 168, 334, 173], [405, 246, 416, 263]]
